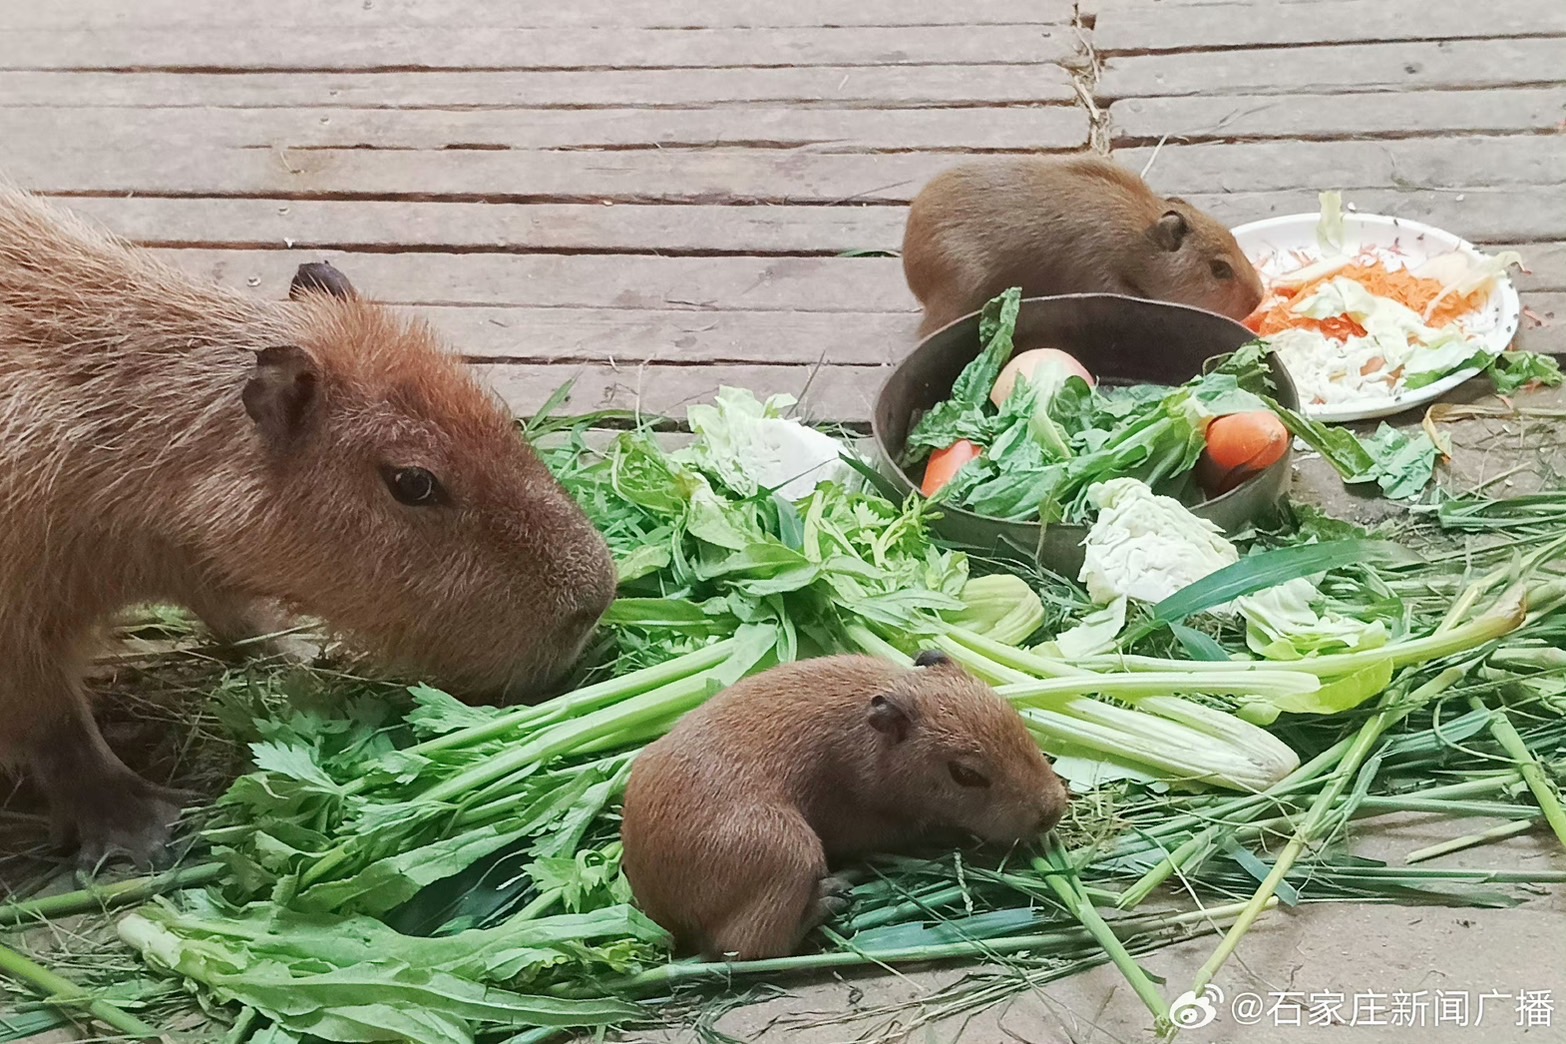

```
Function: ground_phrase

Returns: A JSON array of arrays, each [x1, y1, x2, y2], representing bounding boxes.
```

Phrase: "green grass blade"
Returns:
[[0, 938, 163, 1041], [1034, 839, 1171, 1033], [1150, 541, 1393, 624], [1472, 699, 1566, 852]]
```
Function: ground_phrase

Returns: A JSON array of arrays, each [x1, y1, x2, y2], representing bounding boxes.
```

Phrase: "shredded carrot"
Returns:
[[1253, 252, 1489, 341]]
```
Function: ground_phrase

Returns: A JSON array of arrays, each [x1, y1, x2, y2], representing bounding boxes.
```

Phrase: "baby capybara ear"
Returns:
[[289, 261, 356, 301], [242, 344, 321, 448], [913, 649, 952, 668], [1150, 210, 1190, 252], [867, 693, 913, 742]]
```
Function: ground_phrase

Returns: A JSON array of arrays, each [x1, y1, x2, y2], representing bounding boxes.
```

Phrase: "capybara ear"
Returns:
[[242, 345, 321, 448], [1150, 210, 1189, 252], [913, 649, 952, 669], [867, 693, 912, 742], [289, 261, 356, 301]]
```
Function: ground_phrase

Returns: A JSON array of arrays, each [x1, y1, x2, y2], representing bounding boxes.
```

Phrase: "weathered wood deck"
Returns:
[[4, 5, 1566, 1042], [7, 0, 1554, 426]]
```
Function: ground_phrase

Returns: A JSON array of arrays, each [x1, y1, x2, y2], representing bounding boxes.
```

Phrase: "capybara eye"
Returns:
[[948, 761, 991, 788], [1210, 259, 1235, 280], [382, 465, 444, 507]]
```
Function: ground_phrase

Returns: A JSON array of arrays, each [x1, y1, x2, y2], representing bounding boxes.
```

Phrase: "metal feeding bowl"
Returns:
[[871, 294, 1301, 577]]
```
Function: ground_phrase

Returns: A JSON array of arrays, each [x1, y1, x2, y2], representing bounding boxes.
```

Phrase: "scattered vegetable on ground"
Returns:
[[5, 385, 1563, 1044]]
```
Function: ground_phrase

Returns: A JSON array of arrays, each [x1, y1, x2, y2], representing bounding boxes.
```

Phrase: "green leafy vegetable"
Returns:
[[904, 288, 1023, 461], [1267, 397, 1439, 500], [1486, 350, 1564, 396]]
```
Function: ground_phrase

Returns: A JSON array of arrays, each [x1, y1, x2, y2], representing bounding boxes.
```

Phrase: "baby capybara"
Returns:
[[0, 186, 617, 866], [902, 156, 1265, 335], [621, 651, 1068, 959]]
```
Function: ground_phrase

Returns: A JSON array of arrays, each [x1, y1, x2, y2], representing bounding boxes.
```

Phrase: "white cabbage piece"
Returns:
[[1045, 596, 1128, 659], [681, 386, 860, 500], [1237, 577, 1388, 660], [1079, 479, 1386, 657], [1314, 189, 1358, 257], [1078, 479, 1239, 605]]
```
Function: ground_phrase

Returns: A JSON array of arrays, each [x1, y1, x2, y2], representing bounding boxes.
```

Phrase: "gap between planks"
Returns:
[[0, 104, 1092, 154], [0, 66, 1083, 109]]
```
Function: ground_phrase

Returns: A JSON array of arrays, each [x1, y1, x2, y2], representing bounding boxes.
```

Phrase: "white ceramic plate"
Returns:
[[1230, 212, 1522, 423]]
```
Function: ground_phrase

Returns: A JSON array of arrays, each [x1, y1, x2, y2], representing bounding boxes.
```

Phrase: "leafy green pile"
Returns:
[[5, 397, 1566, 1044]]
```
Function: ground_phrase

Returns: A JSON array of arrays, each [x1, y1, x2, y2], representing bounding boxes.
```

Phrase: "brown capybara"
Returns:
[[902, 156, 1265, 335], [0, 186, 617, 866], [620, 651, 1068, 960]]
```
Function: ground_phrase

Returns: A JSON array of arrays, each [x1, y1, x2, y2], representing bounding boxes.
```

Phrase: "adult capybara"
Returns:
[[0, 186, 617, 866]]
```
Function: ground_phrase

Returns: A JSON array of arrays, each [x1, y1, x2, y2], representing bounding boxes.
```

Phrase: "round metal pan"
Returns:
[[871, 293, 1302, 577]]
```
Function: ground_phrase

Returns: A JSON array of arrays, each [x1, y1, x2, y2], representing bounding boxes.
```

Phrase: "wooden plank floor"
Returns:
[[1, 0, 1560, 423]]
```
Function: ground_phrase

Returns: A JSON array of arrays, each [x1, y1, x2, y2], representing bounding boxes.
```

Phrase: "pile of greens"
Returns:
[[901, 288, 1445, 523], [3, 391, 1566, 1044]]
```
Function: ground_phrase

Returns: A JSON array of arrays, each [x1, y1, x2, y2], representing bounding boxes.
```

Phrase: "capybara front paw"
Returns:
[[54, 777, 191, 871], [804, 874, 856, 931]]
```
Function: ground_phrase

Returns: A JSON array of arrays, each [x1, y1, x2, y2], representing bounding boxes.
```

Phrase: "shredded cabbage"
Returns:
[[1290, 276, 1476, 385]]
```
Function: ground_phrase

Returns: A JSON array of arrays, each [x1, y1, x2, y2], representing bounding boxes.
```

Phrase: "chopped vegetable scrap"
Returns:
[[1246, 191, 1558, 407]]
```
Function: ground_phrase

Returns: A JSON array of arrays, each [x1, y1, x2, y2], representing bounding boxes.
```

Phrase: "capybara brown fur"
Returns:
[[0, 186, 617, 866], [620, 651, 1068, 960], [902, 156, 1265, 335]]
